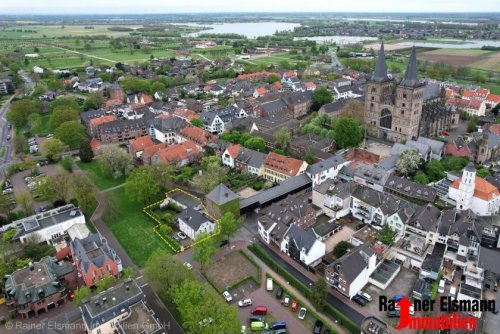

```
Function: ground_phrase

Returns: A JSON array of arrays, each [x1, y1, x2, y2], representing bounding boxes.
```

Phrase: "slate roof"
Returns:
[[235, 147, 267, 169], [408, 204, 442, 232], [385, 174, 437, 202], [261, 195, 314, 226], [330, 243, 375, 282], [421, 243, 445, 274], [400, 46, 425, 88], [307, 155, 346, 175], [261, 99, 288, 113], [176, 207, 212, 232], [370, 41, 390, 83], [151, 117, 187, 133], [71, 233, 121, 275], [423, 83, 442, 101], [284, 224, 318, 254], [206, 184, 239, 206], [416, 137, 444, 156], [352, 185, 408, 215]]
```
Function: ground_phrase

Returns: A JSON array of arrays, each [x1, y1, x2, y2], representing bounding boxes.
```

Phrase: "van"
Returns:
[[251, 306, 268, 315], [438, 279, 445, 294], [250, 321, 269, 331], [449, 286, 457, 300], [269, 321, 286, 330], [266, 278, 273, 291], [357, 291, 372, 302]]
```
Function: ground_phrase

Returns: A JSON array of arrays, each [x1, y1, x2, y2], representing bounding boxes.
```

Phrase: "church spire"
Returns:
[[371, 41, 390, 82], [400, 46, 421, 88]]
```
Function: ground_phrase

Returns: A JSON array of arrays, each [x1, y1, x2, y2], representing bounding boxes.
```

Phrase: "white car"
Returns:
[[298, 307, 307, 320], [177, 232, 187, 240], [222, 291, 232, 302], [238, 298, 252, 307], [183, 262, 193, 270]]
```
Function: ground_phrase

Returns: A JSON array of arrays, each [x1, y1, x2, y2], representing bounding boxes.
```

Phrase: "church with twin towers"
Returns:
[[364, 42, 459, 143]]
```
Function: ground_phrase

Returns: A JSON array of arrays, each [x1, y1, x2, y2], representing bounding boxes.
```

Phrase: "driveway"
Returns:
[[324, 224, 355, 253]]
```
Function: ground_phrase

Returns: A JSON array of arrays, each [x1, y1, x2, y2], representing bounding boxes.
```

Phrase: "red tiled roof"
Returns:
[[140, 94, 153, 105], [173, 108, 199, 122], [226, 144, 241, 159], [272, 81, 283, 90], [468, 99, 482, 110], [179, 125, 216, 146], [156, 140, 201, 164], [237, 71, 275, 81], [89, 115, 116, 127], [450, 176, 500, 201], [444, 143, 471, 158], [489, 124, 500, 137], [305, 82, 316, 89], [131, 135, 155, 152], [475, 88, 489, 96], [264, 152, 305, 177], [282, 70, 297, 78], [106, 98, 123, 107], [486, 94, 500, 103], [90, 137, 101, 150], [143, 142, 168, 159], [463, 90, 474, 98], [256, 87, 267, 96]]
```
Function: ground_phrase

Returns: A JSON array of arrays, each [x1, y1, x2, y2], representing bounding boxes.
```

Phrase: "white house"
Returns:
[[448, 163, 500, 216], [280, 224, 326, 267], [306, 155, 349, 187], [312, 180, 354, 219], [33, 66, 44, 74], [10, 205, 86, 244], [222, 144, 241, 168], [325, 244, 377, 299], [200, 106, 247, 134], [176, 207, 215, 240], [149, 117, 187, 144]]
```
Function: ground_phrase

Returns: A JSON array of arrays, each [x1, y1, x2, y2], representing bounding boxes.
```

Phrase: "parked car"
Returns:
[[275, 287, 283, 299], [222, 291, 232, 302], [172, 233, 181, 241], [183, 262, 193, 270], [291, 300, 298, 312], [449, 286, 457, 300], [249, 316, 264, 323], [6, 135, 10, 141], [387, 310, 400, 318], [177, 232, 187, 240], [269, 321, 286, 330], [238, 299, 253, 307], [313, 320, 323, 334], [298, 307, 307, 320], [251, 306, 268, 315], [438, 279, 445, 293], [357, 291, 372, 302], [266, 278, 273, 291], [275, 329, 287, 334], [282, 295, 291, 307], [2, 188, 13, 195], [352, 295, 367, 306], [394, 294, 404, 302]]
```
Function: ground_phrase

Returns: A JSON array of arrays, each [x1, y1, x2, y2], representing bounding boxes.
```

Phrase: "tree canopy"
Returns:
[[41, 138, 67, 162], [49, 106, 79, 130], [333, 117, 364, 148], [97, 146, 133, 179], [396, 149, 422, 177], [54, 121, 86, 149], [125, 166, 161, 205], [7, 99, 40, 128], [312, 87, 333, 111]]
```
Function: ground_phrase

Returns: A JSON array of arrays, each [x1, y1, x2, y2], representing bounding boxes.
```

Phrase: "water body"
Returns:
[[397, 39, 500, 49], [294, 35, 378, 44], [174, 22, 300, 38]]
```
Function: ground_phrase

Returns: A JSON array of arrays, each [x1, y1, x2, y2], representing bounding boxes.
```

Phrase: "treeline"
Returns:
[[107, 26, 134, 32]]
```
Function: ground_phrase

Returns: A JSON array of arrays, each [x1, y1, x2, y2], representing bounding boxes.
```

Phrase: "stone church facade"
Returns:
[[364, 42, 458, 142]]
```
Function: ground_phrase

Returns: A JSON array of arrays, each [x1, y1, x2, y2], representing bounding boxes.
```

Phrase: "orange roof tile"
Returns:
[[156, 140, 201, 164], [489, 124, 500, 137], [463, 90, 474, 98], [305, 81, 316, 89], [140, 94, 153, 105], [476, 88, 489, 96], [273, 81, 283, 90], [90, 137, 101, 150], [131, 135, 155, 152], [256, 87, 267, 96], [106, 98, 123, 107], [225, 144, 242, 159], [179, 125, 216, 146], [264, 152, 305, 177], [89, 115, 117, 127], [468, 99, 482, 109], [487, 94, 500, 103], [450, 176, 500, 201], [173, 108, 199, 122], [143, 142, 168, 159]]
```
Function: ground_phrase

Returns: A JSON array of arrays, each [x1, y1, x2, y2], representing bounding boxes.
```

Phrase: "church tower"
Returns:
[[457, 162, 476, 211], [364, 41, 393, 138], [390, 46, 426, 142]]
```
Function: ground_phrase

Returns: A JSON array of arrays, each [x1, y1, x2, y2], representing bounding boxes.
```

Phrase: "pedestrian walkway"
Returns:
[[241, 249, 349, 334]]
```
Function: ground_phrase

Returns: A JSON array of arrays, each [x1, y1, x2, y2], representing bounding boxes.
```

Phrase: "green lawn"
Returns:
[[105, 188, 169, 267], [76, 160, 125, 190]]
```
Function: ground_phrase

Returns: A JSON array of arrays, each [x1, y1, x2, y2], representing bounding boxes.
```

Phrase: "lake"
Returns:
[[294, 35, 378, 45], [397, 39, 500, 49], [175, 22, 300, 38]]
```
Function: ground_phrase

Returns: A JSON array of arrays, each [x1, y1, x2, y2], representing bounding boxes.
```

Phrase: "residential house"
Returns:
[[71, 233, 122, 287], [4, 257, 76, 318], [280, 224, 326, 266], [127, 93, 154, 106], [390, 140, 432, 162], [263, 152, 308, 184], [282, 91, 313, 118], [201, 106, 248, 134], [88, 115, 117, 137], [416, 136, 445, 160], [447, 97, 486, 117], [178, 124, 217, 150], [151, 140, 202, 167], [222, 144, 242, 168], [325, 243, 377, 298], [384, 175, 437, 203], [130, 135, 155, 159], [234, 147, 267, 176], [205, 183, 240, 219], [95, 117, 152, 144], [306, 155, 349, 186], [176, 207, 216, 240], [149, 117, 187, 144], [0, 77, 13, 94]]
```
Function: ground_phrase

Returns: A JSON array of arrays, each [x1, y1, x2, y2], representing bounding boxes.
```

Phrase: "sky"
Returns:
[[0, 0, 499, 15]]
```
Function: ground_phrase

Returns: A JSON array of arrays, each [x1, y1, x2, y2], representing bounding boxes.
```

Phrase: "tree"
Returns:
[[467, 116, 479, 133], [151, 163, 174, 191], [95, 274, 117, 293], [304, 151, 315, 164], [477, 168, 491, 178], [378, 224, 397, 246], [144, 250, 195, 299], [333, 117, 364, 149], [170, 279, 241, 334], [49, 106, 79, 130], [312, 87, 333, 111], [48, 97, 80, 114], [441, 156, 469, 173], [339, 99, 364, 122], [219, 212, 242, 244], [16, 191, 34, 217], [73, 286, 91, 306], [194, 161, 227, 193], [79, 139, 94, 163], [414, 171, 430, 184], [47, 79, 63, 91], [121, 267, 134, 279], [268, 74, 280, 84], [193, 234, 217, 268], [2, 228, 16, 242], [159, 224, 172, 238], [41, 138, 66, 162], [491, 103, 500, 117], [97, 146, 133, 179], [54, 121, 86, 149], [83, 94, 102, 110], [275, 127, 291, 150], [243, 136, 266, 151], [191, 118, 203, 128], [71, 174, 97, 217], [61, 156, 73, 172], [7, 99, 40, 128], [425, 160, 445, 182], [333, 240, 352, 258], [200, 156, 221, 170], [150, 81, 166, 96], [395, 149, 422, 177], [27, 113, 42, 133], [125, 166, 160, 205], [312, 278, 328, 311], [37, 173, 72, 203]]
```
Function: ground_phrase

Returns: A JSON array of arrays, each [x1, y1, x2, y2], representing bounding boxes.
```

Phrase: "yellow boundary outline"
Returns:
[[143, 188, 221, 253]]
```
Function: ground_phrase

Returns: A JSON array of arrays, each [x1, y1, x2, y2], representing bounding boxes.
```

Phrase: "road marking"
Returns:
[[140, 283, 149, 288]]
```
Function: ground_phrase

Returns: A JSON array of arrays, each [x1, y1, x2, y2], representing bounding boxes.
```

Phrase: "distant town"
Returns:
[[0, 10, 499, 334]]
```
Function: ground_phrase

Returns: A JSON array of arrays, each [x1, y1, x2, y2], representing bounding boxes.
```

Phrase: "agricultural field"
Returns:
[[0, 24, 143, 39], [418, 48, 500, 72], [237, 53, 306, 66]]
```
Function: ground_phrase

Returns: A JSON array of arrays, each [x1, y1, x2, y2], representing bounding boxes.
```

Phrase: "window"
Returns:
[[403, 93, 407, 99], [371, 96, 375, 101], [401, 110, 404, 115], [402, 103, 405, 107]]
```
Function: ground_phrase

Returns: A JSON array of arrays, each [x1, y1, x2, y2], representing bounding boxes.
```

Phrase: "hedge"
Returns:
[[249, 244, 360, 334], [239, 250, 262, 285]]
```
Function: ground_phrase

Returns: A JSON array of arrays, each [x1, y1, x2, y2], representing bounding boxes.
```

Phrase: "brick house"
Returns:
[[151, 140, 202, 167], [70, 233, 123, 288], [263, 152, 308, 184]]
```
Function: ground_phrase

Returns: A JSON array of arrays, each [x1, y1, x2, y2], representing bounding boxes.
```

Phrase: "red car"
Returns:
[[291, 300, 298, 312], [68, 290, 75, 301], [441, 130, 449, 136]]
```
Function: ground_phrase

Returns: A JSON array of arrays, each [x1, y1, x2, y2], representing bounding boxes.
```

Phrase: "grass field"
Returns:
[[237, 53, 306, 67], [0, 25, 142, 39], [105, 188, 169, 267], [418, 48, 500, 72], [76, 160, 126, 190]]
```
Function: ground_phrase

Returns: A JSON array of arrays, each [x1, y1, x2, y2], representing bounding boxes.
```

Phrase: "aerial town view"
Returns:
[[0, 0, 499, 333]]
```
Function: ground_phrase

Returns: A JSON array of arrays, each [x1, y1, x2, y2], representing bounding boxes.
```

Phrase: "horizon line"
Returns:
[[1, 11, 500, 15]]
